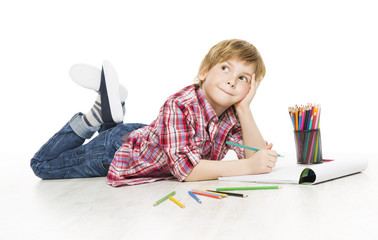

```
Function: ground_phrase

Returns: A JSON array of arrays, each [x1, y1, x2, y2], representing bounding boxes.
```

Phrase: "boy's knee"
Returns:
[[30, 158, 42, 179], [30, 158, 50, 179]]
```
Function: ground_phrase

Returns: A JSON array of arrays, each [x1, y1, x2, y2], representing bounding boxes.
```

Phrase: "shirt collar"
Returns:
[[195, 86, 217, 123]]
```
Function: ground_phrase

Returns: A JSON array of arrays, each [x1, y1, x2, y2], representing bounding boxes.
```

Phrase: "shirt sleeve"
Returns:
[[158, 99, 200, 181], [225, 123, 246, 159]]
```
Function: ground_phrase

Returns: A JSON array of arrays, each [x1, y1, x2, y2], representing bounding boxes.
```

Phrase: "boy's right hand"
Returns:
[[247, 143, 278, 174]]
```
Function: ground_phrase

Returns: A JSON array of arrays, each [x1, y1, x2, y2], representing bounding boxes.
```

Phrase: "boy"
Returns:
[[31, 39, 278, 187]]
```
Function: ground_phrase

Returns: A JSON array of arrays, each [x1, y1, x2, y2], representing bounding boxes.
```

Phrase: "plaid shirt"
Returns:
[[106, 85, 245, 187]]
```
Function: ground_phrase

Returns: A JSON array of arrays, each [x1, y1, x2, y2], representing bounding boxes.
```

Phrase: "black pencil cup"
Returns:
[[294, 129, 323, 164]]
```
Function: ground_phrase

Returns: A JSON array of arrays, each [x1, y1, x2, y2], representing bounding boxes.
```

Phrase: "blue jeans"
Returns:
[[30, 113, 146, 179]]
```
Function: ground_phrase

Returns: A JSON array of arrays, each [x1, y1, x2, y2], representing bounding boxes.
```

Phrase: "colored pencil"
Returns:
[[300, 107, 305, 130], [207, 190, 248, 198], [289, 109, 295, 129], [317, 106, 321, 128], [296, 131, 301, 160], [303, 131, 311, 163], [226, 141, 284, 157], [311, 108, 317, 130], [289, 104, 322, 163], [153, 191, 176, 206], [169, 196, 185, 208], [305, 106, 313, 130], [308, 113, 314, 130], [216, 186, 282, 191], [303, 107, 309, 130], [314, 105, 321, 129], [313, 130, 320, 163], [193, 189, 227, 198], [188, 191, 201, 203], [307, 130, 317, 163], [190, 190, 222, 199]]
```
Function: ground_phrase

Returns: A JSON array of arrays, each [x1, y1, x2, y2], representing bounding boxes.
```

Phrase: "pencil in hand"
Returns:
[[226, 141, 284, 157]]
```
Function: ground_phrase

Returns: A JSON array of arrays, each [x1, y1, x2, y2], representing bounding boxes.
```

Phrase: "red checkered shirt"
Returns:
[[106, 85, 245, 187]]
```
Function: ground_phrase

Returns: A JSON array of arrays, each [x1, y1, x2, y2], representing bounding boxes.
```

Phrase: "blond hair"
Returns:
[[195, 39, 266, 87]]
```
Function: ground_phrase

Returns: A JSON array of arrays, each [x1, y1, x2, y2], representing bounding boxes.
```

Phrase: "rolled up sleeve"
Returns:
[[225, 124, 246, 159]]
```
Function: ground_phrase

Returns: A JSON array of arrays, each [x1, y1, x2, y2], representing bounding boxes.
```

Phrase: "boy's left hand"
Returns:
[[234, 73, 260, 111]]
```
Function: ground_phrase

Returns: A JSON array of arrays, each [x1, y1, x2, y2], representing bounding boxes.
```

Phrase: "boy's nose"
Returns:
[[227, 80, 235, 88]]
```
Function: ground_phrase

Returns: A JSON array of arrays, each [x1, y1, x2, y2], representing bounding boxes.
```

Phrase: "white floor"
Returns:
[[1, 152, 377, 240]]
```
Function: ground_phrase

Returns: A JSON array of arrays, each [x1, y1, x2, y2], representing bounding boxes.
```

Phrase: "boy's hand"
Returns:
[[247, 143, 278, 174], [234, 73, 260, 111]]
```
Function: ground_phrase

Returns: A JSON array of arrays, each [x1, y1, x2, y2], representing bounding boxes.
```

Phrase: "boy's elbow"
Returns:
[[183, 174, 195, 182], [183, 169, 202, 182]]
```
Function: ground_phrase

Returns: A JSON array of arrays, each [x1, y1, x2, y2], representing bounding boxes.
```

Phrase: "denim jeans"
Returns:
[[30, 113, 146, 179]]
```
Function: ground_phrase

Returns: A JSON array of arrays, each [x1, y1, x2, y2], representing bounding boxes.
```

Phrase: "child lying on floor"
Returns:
[[31, 39, 278, 187]]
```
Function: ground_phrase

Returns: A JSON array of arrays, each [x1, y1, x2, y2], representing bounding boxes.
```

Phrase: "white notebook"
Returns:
[[218, 155, 368, 184]]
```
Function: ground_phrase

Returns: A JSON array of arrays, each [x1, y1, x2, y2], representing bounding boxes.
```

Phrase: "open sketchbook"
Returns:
[[219, 156, 368, 184]]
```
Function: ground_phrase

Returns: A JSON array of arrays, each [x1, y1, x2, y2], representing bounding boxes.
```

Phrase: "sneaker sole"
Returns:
[[70, 63, 128, 102], [101, 61, 123, 123]]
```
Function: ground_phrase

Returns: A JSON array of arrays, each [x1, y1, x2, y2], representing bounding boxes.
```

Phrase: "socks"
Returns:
[[82, 95, 103, 127], [72, 61, 127, 127], [82, 95, 125, 127]]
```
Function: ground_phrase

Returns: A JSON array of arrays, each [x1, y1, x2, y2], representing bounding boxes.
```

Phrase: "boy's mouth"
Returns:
[[218, 87, 232, 96]]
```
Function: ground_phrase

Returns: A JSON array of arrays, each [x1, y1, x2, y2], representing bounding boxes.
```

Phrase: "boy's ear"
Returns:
[[198, 72, 207, 81]]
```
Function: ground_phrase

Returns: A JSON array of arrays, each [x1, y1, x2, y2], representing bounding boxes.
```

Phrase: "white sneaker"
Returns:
[[100, 60, 123, 123], [69, 63, 128, 102]]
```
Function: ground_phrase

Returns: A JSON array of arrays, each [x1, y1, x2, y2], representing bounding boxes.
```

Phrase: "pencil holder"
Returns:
[[294, 129, 323, 164]]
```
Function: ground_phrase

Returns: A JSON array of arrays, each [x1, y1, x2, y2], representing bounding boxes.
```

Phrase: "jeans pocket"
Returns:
[[114, 139, 125, 151]]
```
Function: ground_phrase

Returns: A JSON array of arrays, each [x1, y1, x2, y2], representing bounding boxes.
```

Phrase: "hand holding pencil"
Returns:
[[227, 141, 279, 174], [226, 141, 283, 174], [247, 143, 278, 174]]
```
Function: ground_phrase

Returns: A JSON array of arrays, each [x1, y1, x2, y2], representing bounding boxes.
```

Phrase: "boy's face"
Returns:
[[199, 58, 256, 116]]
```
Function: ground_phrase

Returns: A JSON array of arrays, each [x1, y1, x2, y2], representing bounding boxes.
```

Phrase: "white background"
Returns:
[[1, 0, 377, 162]]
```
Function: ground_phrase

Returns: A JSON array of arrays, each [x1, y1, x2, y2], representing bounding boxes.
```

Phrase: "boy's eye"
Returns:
[[239, 76, 247, 82], [221, 66, 229, 72]]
